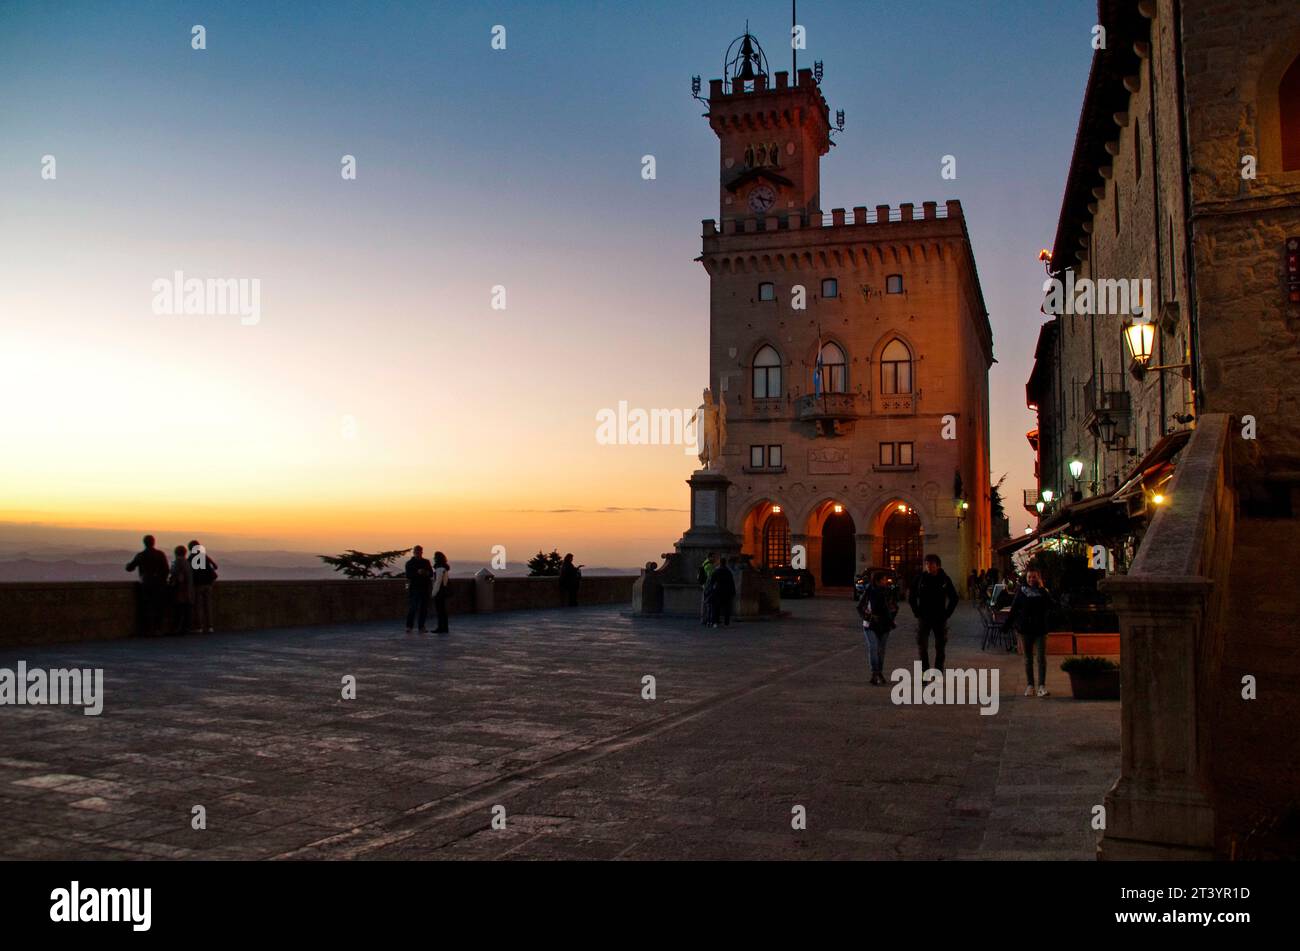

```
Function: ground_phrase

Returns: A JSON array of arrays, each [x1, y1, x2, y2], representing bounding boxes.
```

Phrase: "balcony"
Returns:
[[1082, 372, 1132, 448], [795, 392, 864, 434], [874, 392, 915, 416]]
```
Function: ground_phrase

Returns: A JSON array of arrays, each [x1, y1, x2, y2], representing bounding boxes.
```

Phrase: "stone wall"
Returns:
[[0, 575, 638, 649]]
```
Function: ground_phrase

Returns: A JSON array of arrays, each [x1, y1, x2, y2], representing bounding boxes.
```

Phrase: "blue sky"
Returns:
[[0, 0, 1094, 559]]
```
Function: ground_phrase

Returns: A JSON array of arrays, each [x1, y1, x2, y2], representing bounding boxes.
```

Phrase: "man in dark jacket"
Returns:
[[707, 557, 736, 627], [125, 535, 170, 636], [908, 553, 959, 671], [405, 545, 433, 634], [188, 539, 218, 633]]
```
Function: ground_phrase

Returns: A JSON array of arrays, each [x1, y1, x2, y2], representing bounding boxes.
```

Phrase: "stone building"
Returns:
[[696, 34, 993, 590], [1025, 0, 1300, 859]]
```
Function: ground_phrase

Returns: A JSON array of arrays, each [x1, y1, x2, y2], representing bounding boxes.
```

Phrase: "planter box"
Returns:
[[1066, 668, 1121, 700], [1074, 632, 1121, 654], [1046, 632, 1075, 655]]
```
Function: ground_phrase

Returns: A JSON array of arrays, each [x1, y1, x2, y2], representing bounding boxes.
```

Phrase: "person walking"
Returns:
[[404, 545, 433, 634], [908, 553, 959, 672], [125, 535, 170, 636], [857, 570, 899, 685], [558, 553, 582, 607], [188, 539, 218, 633], [168, 544, 194, 636], [1004, 567, 1056, 697], [430, 551, 451, 634], [708, 556, 736, 627]]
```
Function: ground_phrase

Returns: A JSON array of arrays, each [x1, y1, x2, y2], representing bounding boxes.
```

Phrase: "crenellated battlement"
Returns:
[[703, 200, 963, 238]]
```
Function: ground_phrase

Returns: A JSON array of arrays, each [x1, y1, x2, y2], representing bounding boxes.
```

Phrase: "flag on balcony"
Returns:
[[814, 324, 824, 399]]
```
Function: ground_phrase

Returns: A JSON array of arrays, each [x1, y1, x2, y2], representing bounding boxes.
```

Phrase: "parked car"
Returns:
[[769, 564, 815, 598], [854, 567, 903, 603]]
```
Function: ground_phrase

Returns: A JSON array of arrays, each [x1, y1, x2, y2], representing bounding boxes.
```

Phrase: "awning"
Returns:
[[1113, 428, 1192, 502]]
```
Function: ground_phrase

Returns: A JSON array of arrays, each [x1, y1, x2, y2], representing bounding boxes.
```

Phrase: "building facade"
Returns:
[[1025, 0, 1300, 858], [698, 39, 993, 590]]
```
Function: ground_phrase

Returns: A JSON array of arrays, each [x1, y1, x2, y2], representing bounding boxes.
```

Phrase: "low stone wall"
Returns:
[[0, 575, 637, 649]]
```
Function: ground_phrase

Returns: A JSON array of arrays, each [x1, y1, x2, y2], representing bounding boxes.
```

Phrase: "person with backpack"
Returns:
[[857, 570, 899, 685], [430, 551, 451, 634], [188, 539, 218, 633], [558, 553, 582, 607], [404, 545, 433, 634], [1003, 566, 1056, 697], [168, 544, 194, 636], [908, 553, 960, 672]]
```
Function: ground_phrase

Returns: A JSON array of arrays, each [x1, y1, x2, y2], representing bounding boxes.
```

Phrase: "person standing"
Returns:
[[168, 544, 194, 635], [405, 545, 433, 634], [857, 570, 899, 685], [708, 556, 736, 627], [188, 539, 218, 633], [430, 551, 451, 634], [1004, 567, 1055, 697], [125, 534, 170, 636], [558, 553, 582, 607], [698, 552, 717, 626], [908, 553, 959, 672]]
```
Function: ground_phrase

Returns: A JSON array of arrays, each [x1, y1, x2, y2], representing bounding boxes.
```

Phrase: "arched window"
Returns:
[[880, 339, 912, 395], [763, 513, 791, 568], [1282, 55, 1300, 171], [753, 345, 782, 399], [818, 342, 847, 393]]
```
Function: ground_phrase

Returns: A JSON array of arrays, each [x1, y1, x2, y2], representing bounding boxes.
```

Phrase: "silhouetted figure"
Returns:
[[431, 551, 451, 633], [707, 556, 735, 627], [698, 551, 717, 625], [1004, 567, 1056, 697], [405, 545, 433, 634], [558, 553, 582, 607], [189, 539, 218, 633], [169, 545, 194, 636], [125, 534, 170, 636], [908, 553, 959, 671]]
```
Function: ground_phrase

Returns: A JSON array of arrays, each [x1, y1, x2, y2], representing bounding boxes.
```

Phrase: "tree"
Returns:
[[527, 549, 564, 576], [318, 549, 411, 579], [989, 473, 1007, 523]]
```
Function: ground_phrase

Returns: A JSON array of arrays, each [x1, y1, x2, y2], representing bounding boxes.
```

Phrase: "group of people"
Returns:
[[403, 546, 451, 634], [125, 535, 218, 636], [966, 566, 1005, 602], [697, 552, 742, 627], [856, 554, 960, 685], [857, 553, 1057, 696]]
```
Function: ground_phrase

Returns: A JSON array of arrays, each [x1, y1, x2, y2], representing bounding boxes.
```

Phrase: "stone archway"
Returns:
[[880, 502, 924, 588], [821, 507, 857, 586]]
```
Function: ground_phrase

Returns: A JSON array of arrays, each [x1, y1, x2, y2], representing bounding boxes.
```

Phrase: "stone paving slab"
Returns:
[[0, 600, 1119, 859]]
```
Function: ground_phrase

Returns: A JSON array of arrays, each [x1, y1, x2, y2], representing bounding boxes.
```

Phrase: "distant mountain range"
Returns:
[[0, 549, 638, 583]]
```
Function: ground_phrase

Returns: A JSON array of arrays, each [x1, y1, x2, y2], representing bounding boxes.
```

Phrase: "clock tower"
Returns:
[[705, 32, 832, 223]]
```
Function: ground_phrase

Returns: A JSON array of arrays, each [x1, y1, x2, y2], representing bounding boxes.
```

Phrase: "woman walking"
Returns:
[[1004, 567, 1055, 697], [430, 551, 451, 634]]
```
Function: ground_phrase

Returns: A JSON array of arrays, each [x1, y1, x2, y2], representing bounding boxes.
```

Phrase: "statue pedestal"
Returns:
[[631, 470, 779, 619]]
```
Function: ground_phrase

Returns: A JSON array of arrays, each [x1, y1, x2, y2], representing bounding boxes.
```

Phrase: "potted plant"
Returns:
[[1061, 656, 1121, 700]]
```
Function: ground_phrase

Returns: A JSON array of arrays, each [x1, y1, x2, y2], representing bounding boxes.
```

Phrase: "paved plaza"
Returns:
[[0, 599, 1119, 860]]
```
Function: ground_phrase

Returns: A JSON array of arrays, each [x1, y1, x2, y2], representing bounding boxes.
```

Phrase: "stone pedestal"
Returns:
[[632, 470, 778, 618], [1098, 575, 1216, 860]]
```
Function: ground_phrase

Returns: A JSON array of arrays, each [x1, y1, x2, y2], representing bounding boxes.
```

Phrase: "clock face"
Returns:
[[748, 184, 777, 213]]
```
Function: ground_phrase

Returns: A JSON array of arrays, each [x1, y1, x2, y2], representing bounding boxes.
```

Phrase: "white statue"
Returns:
[[693, 386, 727, 470]]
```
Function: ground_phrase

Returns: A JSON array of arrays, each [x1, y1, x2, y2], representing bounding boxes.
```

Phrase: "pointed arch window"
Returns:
[[880, 339, 913, 395], [753, 345, 782, 399], [1282, 55, 1300, 171], [819, 342, 847, 393]]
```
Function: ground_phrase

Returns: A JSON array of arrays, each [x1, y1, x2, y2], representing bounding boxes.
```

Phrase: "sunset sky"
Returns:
[[0, 0, 1093, 566]]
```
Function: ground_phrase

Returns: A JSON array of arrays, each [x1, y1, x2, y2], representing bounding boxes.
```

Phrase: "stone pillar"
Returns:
[[855, 533, 875, 575], [1098, 575, 1215, 860]]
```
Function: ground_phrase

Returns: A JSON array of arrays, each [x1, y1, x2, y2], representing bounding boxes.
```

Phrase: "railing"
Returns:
[[795, 392, 863, 421], [874, 392, 915, 416], [1083, 372, 1130, 413]]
